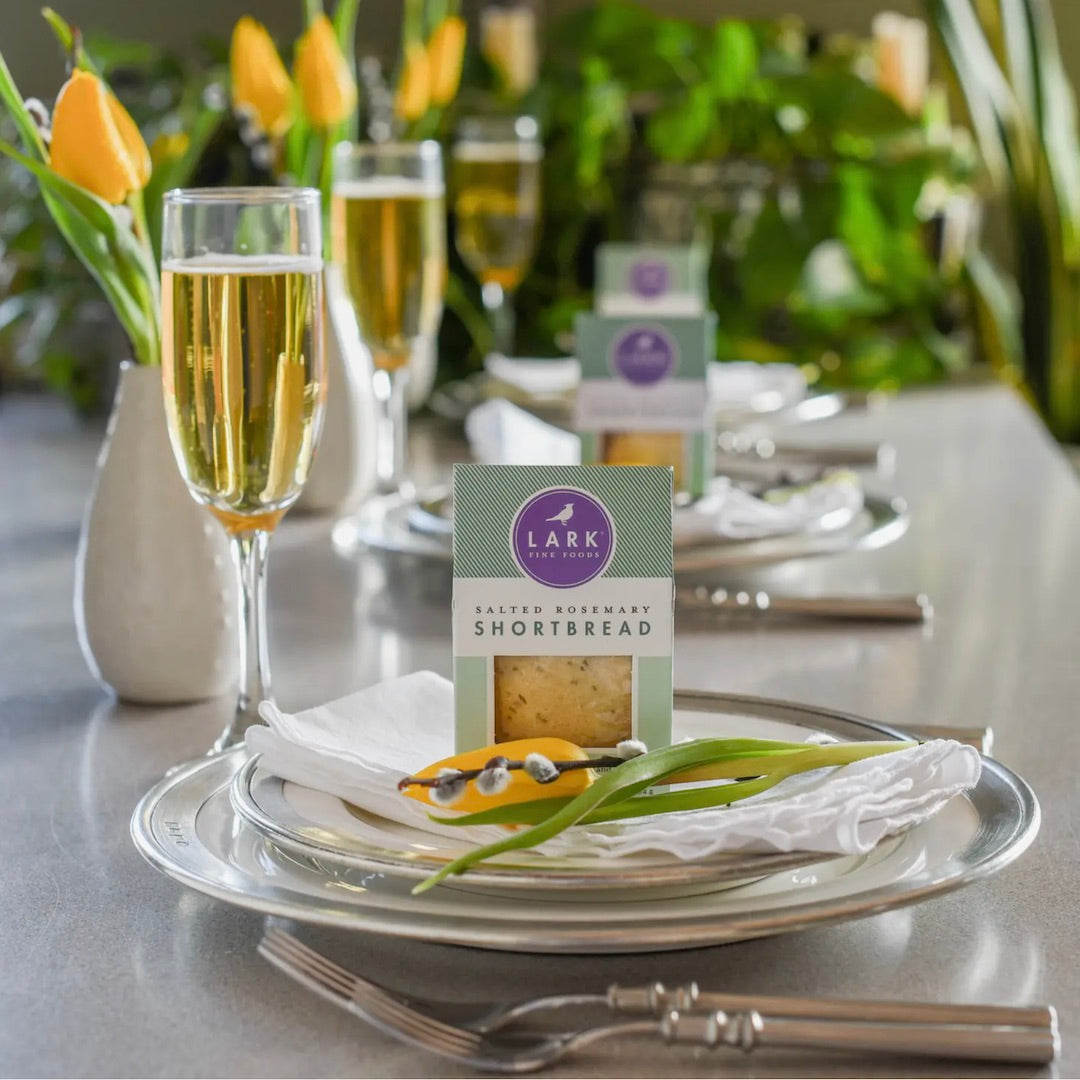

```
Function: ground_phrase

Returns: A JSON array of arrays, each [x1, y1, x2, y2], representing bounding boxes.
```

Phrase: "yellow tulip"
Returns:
[[149, 131, 190, 168], [230, 16, 294, 136], [394, 41, 430, 122], [295, 14, 357, 128], [480, 5, 538, 98], [49, 69, 150, 205], [427, 15, 466, 107], [402, 738, 595, 814], [872, 12, 929, 115]]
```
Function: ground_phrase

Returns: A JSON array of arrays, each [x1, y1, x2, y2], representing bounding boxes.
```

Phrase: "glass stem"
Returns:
[[482, 280, 515, 357], [372, 365, 410, 495], [217, 529, 272, 752]]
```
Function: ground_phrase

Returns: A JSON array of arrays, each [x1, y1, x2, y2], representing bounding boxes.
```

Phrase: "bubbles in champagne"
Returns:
[[452, 146, 541, 293], [161, 259, 326, 534], [330, 180, 447, 370]]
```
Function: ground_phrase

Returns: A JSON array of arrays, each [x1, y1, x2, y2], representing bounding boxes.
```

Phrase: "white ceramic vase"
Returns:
[[296, 267, 377, 515], [74, 362, 239, 704]]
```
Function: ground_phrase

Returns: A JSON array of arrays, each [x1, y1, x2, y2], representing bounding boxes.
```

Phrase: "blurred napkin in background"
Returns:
[[706, 361, 806, 413], [485, 355, 579, 398], [248, 672, 982, 860], [466, 397, 579, 466], [673, 472, 864, 545], [465, 399, 864, 542]]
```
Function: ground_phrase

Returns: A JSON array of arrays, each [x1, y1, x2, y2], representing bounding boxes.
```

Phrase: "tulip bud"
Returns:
[[49, 69, 150, 205], [295, 14, 358, 128], [394, 41, 430, 122], [149, 131, 190, 168], [427, 15, 467, 108], [872, 12, 929, 115], [230, 16, 294, 137], [480, 5, 538, 99]]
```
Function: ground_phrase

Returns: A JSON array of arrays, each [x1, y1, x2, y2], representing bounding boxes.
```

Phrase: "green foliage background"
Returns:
[[0, 0, 1017, 413], [438, 2, 988, 393]]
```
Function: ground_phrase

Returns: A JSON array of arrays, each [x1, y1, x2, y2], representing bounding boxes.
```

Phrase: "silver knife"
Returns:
[[716, 432, 891, 469], [677, 586, 932, 623]]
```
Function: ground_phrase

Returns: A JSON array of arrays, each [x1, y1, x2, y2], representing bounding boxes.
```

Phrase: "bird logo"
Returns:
[[545, 502, 574, 525]]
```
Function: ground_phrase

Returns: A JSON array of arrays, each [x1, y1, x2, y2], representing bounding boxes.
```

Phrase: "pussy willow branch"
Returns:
[[397, 755, 626, 791]]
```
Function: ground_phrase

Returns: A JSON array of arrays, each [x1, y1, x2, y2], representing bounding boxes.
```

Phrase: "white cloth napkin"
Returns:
[[485, 355, 579, 398], [465, 398, 580, 466], [250, 672, 981, 860], [484, 356, 807, 413], [465, 399, 864, 542], [706, 361, 806, 413], [673, 473, 864, 545]]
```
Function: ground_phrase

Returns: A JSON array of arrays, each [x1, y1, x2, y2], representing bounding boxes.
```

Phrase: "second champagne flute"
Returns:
[[332, 141, 446, 496]]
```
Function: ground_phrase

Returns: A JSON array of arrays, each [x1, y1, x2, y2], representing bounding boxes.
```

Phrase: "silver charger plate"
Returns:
[[131, 692, 1039, 955], [428, 372, 847, 430], [334, 487, 909, 571]]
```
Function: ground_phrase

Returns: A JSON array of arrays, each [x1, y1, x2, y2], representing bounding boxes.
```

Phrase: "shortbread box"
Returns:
[[453, 464, 674, 753], [595, 243, 708, 316], [574, 312, 716, 497]]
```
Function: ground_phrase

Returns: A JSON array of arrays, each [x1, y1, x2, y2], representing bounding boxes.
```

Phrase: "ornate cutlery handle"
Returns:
[[658, 1008, 1058, 1064], [610, 982, 1056, 1036]]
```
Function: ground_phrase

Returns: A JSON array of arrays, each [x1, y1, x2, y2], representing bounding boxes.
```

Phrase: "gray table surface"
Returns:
[[2, 383, 1078, 1079]]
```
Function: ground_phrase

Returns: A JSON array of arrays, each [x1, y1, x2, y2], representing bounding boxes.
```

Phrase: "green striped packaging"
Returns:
[[453, 464, 674, 754], [574, 313, 716, 497], [595, 243, 709, 316]]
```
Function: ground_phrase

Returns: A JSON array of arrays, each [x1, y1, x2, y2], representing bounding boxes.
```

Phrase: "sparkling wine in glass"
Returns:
[[452, 115, 542, 358], [331, 140, 446, 495], [161, 187, 326, 750]]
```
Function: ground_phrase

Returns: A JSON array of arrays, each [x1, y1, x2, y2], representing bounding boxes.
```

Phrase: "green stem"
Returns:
[[403, 0, 425, 42], [318, 131, 334, 259], [445, 272, 495, 364], [437, 743, 916, 829], [584, 742, 916, 823], [127, 190, 161, 365]]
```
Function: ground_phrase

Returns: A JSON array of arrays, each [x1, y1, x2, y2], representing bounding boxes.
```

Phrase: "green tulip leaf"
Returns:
[[413, 737, 915, 893], [0, 139, 159, 364], [0, 51, 47, 160]]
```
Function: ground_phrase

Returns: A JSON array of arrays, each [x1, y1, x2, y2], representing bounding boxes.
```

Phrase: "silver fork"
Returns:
[[258, 929, 1059, 1071]]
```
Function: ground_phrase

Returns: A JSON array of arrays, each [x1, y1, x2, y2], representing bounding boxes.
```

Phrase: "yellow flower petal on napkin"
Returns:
[[403, 737, 594, 814]]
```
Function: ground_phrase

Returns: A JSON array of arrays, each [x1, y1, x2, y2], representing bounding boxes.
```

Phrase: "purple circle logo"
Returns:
[[510, 487, 616, 588], [629, 259, 670, 298], [611, 327, 677, 386]]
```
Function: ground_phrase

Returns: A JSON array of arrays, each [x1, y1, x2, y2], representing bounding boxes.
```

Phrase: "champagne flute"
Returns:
[[160, 187, 326, 751], [452, 114, 542, 358], [331, 141, 446, 496]]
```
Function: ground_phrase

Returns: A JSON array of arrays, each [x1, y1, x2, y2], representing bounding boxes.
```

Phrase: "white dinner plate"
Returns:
[[132, 692, 1038, 954]]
